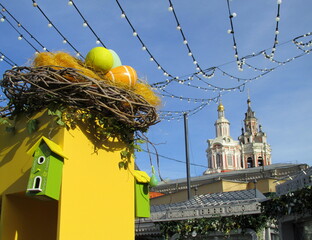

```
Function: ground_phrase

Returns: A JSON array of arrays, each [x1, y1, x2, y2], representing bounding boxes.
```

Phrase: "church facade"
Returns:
[[204, 98, 271, 174]]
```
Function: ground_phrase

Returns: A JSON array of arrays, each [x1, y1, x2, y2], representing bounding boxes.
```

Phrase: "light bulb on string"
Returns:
[[17, 35, 23, 40], [120, 13, 126, 18], [68, 1, 73, 6], [0, 17, 5, 22], [1, 8, 5, 12], [63, 39, 67, 44], [82, 22, 88, 27], [133, 31, 138, 37], [96, 39, 100, 44], [48, 22, 52, 28], [168, 6, 173, 11]]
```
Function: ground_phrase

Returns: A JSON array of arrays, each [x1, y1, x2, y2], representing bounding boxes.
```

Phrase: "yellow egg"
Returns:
[[85, 47, 113, 72]]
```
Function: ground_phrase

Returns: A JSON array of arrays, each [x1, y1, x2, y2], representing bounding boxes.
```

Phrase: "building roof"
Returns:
[[152, 163, 308, 194], [139, 189, 265, 223]]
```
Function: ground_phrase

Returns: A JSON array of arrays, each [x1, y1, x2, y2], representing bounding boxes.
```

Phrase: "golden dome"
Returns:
[[218, 102, 224, 111]]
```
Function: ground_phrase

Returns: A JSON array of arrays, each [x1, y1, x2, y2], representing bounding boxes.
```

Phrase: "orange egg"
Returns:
[[104, 65, 137, 88]]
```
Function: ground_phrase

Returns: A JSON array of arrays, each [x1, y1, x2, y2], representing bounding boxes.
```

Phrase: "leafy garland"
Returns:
[[262, 185, 312, 221], [157, 214, 270, 239]]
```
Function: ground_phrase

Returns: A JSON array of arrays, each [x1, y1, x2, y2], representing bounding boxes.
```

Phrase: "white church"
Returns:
[[204, 98, 271, 174]]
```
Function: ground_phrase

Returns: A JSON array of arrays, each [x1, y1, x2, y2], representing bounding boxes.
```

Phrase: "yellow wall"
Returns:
[[1, 193, 58, 240], [222, 180, 248, 192], [57, 119, 134, 240], [247, 178, 285, 193], [0, 110, 135, 240]]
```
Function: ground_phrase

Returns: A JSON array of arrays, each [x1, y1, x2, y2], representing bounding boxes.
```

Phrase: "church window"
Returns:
[[216, 154, 221, 168], [247, 157, 253, 168], [227, 154, 233, 166], [258, 157, 263, 166]]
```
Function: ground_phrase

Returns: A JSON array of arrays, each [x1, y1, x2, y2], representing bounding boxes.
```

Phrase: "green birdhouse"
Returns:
[[26, 137, 66, 200], [134, 170, 150, 218]]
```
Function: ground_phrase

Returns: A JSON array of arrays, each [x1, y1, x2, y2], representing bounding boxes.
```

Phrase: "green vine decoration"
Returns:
[[157, 214, 270, 239], [262, 185, 312, 221], [0, 66, 160, 165]]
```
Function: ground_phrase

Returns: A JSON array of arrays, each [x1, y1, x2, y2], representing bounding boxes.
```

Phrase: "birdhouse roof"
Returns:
[[27, 136, 67, 159], [133, 170, 150, 183]]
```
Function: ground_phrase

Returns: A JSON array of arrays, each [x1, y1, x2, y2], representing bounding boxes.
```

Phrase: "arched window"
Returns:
[[247, 157, 253, 168], [33, 176, 42, 191], [258, 157, 264, 166]]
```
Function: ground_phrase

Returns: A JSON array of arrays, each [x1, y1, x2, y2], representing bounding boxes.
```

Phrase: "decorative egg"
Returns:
[[109, 49, 122, 68], [85, 47, 113, 72], [104, 65, 137, 87]]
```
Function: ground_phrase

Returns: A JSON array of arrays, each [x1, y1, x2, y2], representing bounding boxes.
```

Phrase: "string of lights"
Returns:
[[293, 32, 312, 53], [31, 0, 83, 58], [67, 0, 107, 47], [115, 0, 175, 79], [226, 0, 242, 70], [152, 32, 311, 91], [0, 3, 49, 52], [0, 51, 18, 67], [115, 0, 308, 95], [158, 37, 311, 121], [267, 0, 282, 58], [167, 0, 213, 78], [0, 11, 40, 53]]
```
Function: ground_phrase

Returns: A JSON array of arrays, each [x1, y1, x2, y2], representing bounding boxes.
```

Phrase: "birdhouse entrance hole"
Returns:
[[37, 156, 46, 164], [30, 176, 42, 192]]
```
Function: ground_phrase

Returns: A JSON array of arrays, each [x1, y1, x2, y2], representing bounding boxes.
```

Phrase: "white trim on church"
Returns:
[[205, 99, 271, 175]]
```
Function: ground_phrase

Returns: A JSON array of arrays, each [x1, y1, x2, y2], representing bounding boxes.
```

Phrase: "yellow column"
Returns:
[[0, 110, 135, 240], [57, 121, 134, 240]]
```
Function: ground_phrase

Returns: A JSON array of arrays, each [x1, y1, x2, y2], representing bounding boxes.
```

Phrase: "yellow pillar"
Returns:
[[0, 110, 135, 240]]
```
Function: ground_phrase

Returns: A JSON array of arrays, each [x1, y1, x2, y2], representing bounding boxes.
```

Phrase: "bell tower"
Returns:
[[238, 97, 272, 169], [205, 102, 242, 174]]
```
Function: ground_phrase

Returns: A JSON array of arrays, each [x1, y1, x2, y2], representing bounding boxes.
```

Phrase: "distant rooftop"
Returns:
[[152, 163, 308, 194]]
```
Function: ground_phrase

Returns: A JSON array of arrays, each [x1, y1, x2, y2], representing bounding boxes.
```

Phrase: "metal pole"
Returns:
[[183, 113, 191, 200]]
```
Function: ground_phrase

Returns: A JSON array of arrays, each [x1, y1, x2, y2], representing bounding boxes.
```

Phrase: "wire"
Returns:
[[67, 0, 107, 47], [141, 149, 208, 168], [0, 11, 40, 53], [0, 3, 49, 52], [32, 0, 83, 58]]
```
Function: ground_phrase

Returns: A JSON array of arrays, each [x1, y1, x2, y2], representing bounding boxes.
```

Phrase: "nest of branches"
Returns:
[[0, 66, 158, 131]]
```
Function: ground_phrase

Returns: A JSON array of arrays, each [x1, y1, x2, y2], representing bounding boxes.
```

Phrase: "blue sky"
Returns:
[[0, 0, 311, 180]]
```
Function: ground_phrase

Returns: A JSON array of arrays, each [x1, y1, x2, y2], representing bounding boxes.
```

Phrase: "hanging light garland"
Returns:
[[67, 0, 107, 47], [226, 0, 242, 71], [0, 3, 49, 52], [0, 51, 17, 67], [167, 0, 214, 78], [0, 11, 40, 54], [115, 0, 175, 79], [31, 0, 83, 58]]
